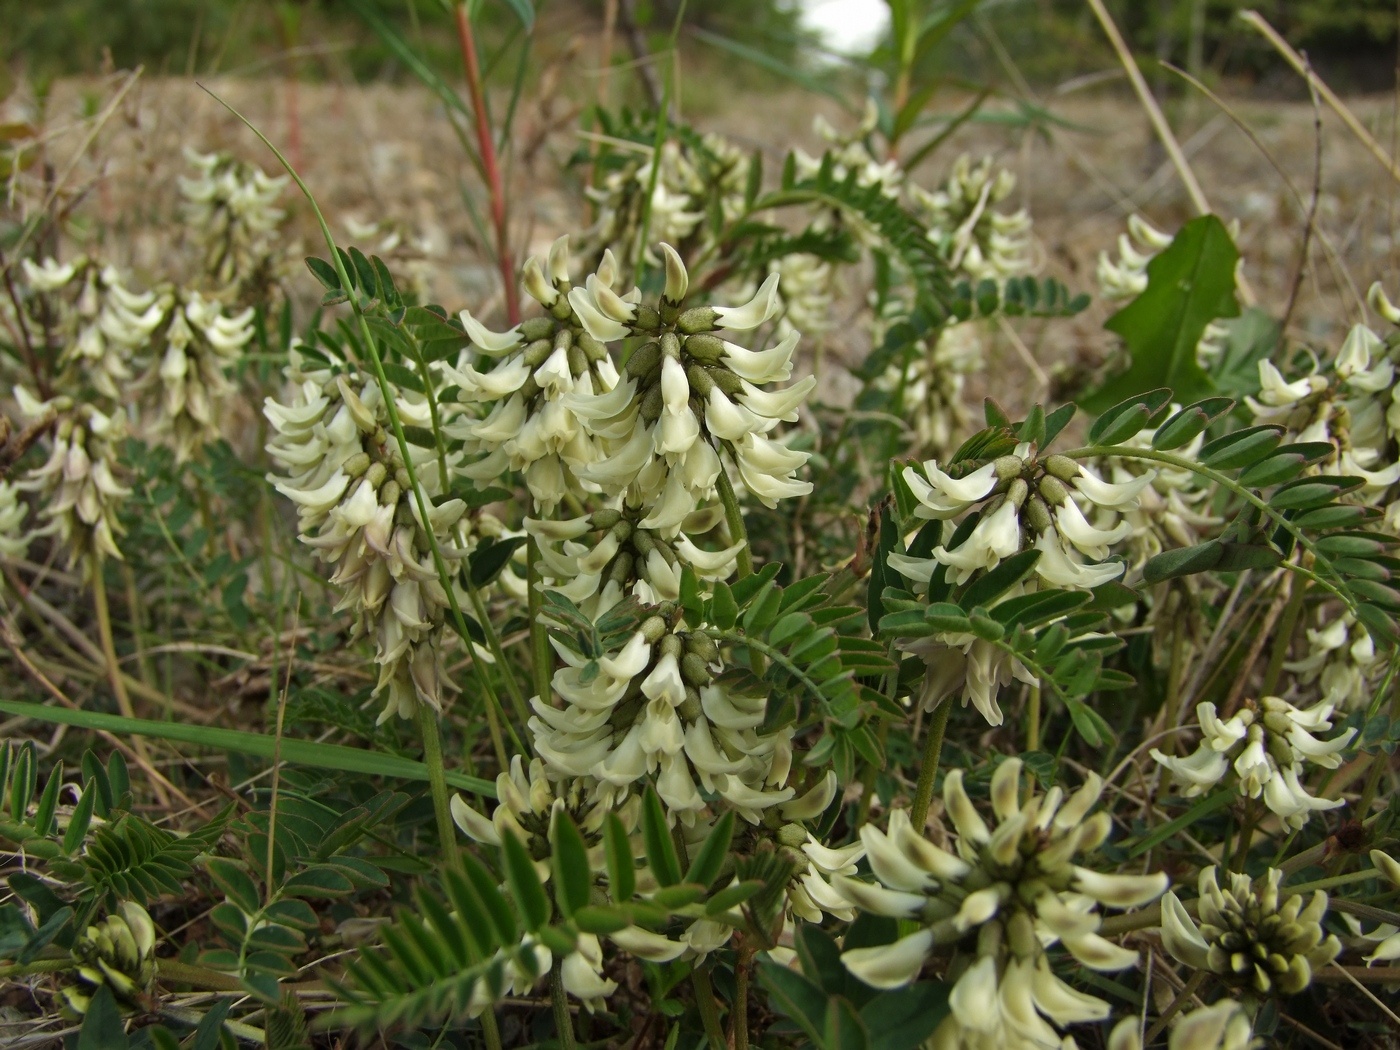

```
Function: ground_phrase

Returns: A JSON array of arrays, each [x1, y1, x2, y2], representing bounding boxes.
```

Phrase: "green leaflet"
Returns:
[[1083, 215, 1240, 412]]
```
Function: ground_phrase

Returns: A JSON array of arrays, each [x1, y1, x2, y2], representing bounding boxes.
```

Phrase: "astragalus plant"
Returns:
[[4, 6, 1400, 1050]]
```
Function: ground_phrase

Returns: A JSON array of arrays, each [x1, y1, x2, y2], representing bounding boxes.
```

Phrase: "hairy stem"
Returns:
[[527, 537, 552, 701], [551, 957, 579, 1050], [910, 699, 952, 829], [716, 466, 754, 579], [732, 941, 753, 1050]]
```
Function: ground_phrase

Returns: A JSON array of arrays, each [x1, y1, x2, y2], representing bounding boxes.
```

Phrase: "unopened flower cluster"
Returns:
[[180, 146, 290, 297]]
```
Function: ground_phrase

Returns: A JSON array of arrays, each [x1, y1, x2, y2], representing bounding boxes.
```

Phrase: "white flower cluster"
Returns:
[[141, 291, 256, 461], [1284, 608, 1383, 711], [582, 134, 749, 271], [180, 147, 288, 294], [875, 322, 984, 459], [833, 759, 1165, 1049], [796, 107, 904, 200], [770, 252, 836, 341], [1346, 850, 1400, 965], [13, 389, 129, 578], [1109, 1001, 1258, 1050], [528, 615, 812, 824], [1160, 866, 1340, 995], [890, 448, 1152, 592], [263, 359, 465, 722], [445, 237, 622, 510], [0, 479, 30, 561], [1150, 696, 1354, 829], [1247, 305, 1400, 511], [912, 155, 1034, 283], [20, 257, 164, 401]]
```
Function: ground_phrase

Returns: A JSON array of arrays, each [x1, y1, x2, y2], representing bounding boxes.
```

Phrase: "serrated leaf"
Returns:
[[1083, 215, 1240, 411]]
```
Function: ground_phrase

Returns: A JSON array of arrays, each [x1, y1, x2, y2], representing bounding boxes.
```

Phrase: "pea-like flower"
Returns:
[[264, 357, 466, 723], [912, 155, 1034, 282], [445, 236, 621, 511], [1150, 696, 1353, 829], [564, 246, 814, 535], [890, 448, 1148, 591], [180, 147, 288, 295], [1160, 866, 1340, 995], [14, 390, 130, 578], [834, 759, 1165, 1048], [143, 291, 256, 461], [1108, 1001, 1258, 1050], [0, 480, 30, 560]]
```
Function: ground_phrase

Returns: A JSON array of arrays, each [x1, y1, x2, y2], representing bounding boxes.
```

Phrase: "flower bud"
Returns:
[[660, 331, 682, 360], [778, 823, 808, 849], [1372, 849, 1400, 889], [625, 340, 663, 380], [641, 616, 668, 643], [678, 306, 719, 334], [634, 304, 663, 332], [659, 633, 683, 659], [687, 365, 715, 398], [1024, 494, 1052, 532], [639, 384, 665, 423], [681, 652, 712, 686], [707, 365, 744, 396], [660, 243, 689, 303], [684, 333, 727, 364], [1037, 475, 1069, 506], [1044, 454, 1080, 481], [343, 452, 371, 478], [1006, 477, 1028, 509], [993, 455, 1024, 480], [520, 316, 555, 342]]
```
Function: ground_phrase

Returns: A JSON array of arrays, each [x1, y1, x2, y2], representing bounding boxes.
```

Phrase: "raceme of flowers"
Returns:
[[833, 759, 1165, 1049], [1108, 1001, 1259, 1050], [59, 901, 157, 1017], [1160, 866, 1340, 996], [1150, 695, 1354, 829], [264, 356, 466, 723], [911, 154, 1035, 283], [180, 147, 289, 295], [455, 238, 816, 535], [13, 389, 130, 578], [890, 447, 1154, 594]]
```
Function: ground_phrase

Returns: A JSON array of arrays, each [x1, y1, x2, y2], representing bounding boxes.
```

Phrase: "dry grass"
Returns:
[[23, 69, 1400, 416]]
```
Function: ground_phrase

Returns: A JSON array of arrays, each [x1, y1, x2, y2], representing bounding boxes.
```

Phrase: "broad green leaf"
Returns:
[[1083, 215, 1240, 411]]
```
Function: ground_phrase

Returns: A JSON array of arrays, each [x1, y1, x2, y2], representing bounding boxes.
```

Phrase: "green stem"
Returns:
[[0, 958, 71, 981], [1064, 444, 1354, 610], [732, 942, 753, 1050], [1144, 970, 1205, 1044], [910, 699, 952, 829], [92, 566, 135, 722], [204, 91, 523, 765], [1026, 682, 1041, 753], [1260, 572, 1307, 697], [481, 1009, 504, 1050], [551, 957, 579, 1050], [527, 537, 552, 702], [419, 704, 464, 876], [716, 467, 754, 579], [691, 968, 727, 1050]]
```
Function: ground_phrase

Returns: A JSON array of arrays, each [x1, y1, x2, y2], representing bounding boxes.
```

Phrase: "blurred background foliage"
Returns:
[[1, 0, 1397, 94]]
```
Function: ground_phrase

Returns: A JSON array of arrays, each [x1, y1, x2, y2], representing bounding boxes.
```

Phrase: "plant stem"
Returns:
[[0, 958, 71, 981], [691, 968, 727, 1050], [527, 537, 552, 701], [1143, 970, 1205, 1044], [419, 704, 464, 876], [732, 942, 753, 1050], [910, 699, 952, 829], [551, 957, 579, 1050], [453, 3, 519, 325], [1261, 571, 1307, 697], [716, 467, 754, 579], [1026, 682, 1041, 753], [93, 565, 165, 805], [481, 1010, 504, 1050]]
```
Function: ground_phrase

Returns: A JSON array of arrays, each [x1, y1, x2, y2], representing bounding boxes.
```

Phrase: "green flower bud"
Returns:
[[633, 304, 662, 332], [659, 633, 684, 660], [680, 686, 703, 719], [1038, 475, 1069, 506], [777, 823, 809, 849], [568, 344, 588, 375], [993, 455, 1024, 480], [343, 452, 371, 479], [520, 316, 555, 341], [660, 331, 683, 361], [608, 551, 635, 585], [577, 330, 608, 362], [681, 652, 713, 686], [685, 632, 719, 664], [687, 365, 715, 398], [1043, 454, 1080, 481], [684, 333, 727, 364], [380, 480, 401, 507], [625, 340, 663, 380], [1024, 494, 1053, 532], [641, 616, 668, 643], [708, 366, 744, 396], [678, 306, 720, 334], [639, 384, 665, 423], [590, 509, 622, 530], [1006, 477, 1029, 509]]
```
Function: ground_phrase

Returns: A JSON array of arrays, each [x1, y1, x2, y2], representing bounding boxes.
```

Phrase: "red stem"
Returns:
[[454, 4, 520, 325]]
